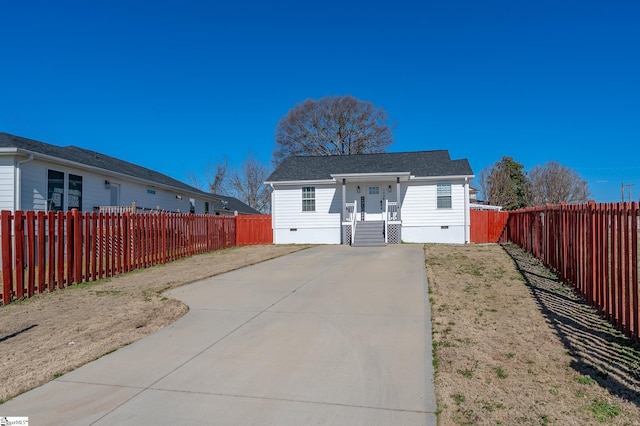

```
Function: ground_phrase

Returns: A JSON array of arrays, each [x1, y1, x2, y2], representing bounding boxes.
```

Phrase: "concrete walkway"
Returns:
[[1, 245, 436, 425]]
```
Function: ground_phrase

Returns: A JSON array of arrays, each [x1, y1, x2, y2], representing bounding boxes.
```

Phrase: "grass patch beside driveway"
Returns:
[[426, 243, 640, 425]]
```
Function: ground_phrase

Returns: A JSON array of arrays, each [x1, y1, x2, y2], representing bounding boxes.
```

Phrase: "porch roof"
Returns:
[[265, 150, 474, 183]]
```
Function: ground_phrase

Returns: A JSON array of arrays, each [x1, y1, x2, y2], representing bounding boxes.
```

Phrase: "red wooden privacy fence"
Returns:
[[470, 209, 509, 243], [508, 202, 639, 341], [0, 211, 272, 306], [235, 215, 273, 245]]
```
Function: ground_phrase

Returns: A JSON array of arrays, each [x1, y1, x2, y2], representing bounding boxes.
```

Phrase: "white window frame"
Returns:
[[302, 186, 315, 212], [437, 183, 452, 209]]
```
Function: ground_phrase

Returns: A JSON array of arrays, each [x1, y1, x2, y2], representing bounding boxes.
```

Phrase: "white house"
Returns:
[[265, 151, 475, 245], [0, 132, 219, 214]]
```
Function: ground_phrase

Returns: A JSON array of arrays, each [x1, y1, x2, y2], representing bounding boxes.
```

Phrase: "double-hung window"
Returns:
[[437, 183, 452, 209], [302, 186, 315, 212], [68, 174, 83, 210], [47, 170, 84, 211], [47, 170, 65, 211]]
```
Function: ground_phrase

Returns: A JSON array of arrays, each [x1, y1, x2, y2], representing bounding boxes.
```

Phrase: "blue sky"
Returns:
[[1, 0, 638, 202]]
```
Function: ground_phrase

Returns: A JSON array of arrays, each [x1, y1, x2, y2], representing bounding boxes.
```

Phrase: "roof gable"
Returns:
[[266, 150, 474, 182], [0, 132, 213, 198], [211, 194, 261, 215]]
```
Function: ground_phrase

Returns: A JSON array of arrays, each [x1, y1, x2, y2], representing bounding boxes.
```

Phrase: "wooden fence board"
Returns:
[[470, 209, 509, 243], [1, 210, 271, 306], [508, 202, 640, 341]]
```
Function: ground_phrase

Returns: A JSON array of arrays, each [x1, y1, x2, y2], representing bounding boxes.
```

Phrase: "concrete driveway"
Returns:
[[1, 245, 436, 425]]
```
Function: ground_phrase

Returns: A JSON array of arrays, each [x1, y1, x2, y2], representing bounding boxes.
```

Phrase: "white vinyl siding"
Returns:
[[400, 180, 468, 244], [272, 184, 341, 243], [0, 158, 15, 211], [14, 158, 215, 214], [401, 181, 466, 227], [273, 185, 339, 229]]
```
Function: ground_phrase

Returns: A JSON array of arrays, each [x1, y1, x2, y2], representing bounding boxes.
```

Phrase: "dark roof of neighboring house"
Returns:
[[0, 132, 214, 198], [265, 150, 474, 182], [211, 194, 261, 215]]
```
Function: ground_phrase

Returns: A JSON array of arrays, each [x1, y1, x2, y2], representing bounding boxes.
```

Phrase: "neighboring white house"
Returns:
[[265, 150, 475, 245], [0, 132, 220, 214]]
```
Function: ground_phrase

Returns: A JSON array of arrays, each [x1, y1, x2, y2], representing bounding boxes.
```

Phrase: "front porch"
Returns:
[[342, 199, 402, 245], [332, 174, 407, 246]]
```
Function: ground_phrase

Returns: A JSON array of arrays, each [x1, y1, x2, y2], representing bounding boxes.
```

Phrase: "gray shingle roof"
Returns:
[[266, 150, 474, 182], [211, 194, 261, 215], [0, 132, 213, 197]]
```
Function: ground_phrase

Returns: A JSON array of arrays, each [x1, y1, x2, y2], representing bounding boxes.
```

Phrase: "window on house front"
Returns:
[[205, 201, 210, 214], [437, 183, 452, 209], [302, 186, 315, 212], [47, 169, 64, 211], [68, 174, 83, 210]]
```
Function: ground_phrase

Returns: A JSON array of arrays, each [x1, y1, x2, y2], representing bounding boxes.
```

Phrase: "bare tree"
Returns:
[[479, 156, 530, 210], [229, 156, 272, 213], [273, 95, 395, 165], [529, 161, 588, 205], [207, 159, 229, 195], [187, 159, 229, 195]]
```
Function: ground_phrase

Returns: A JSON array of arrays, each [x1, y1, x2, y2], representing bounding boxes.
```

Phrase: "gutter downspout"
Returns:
[[269, 183, 275, 243], [15, 154, 35, 212], [464, 177, 470, 244]]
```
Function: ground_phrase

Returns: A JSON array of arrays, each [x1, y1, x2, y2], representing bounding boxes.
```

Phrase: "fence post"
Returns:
[[84, 212, 91, 282], [73, 209, 83, 284], [123, 212, 131, 273], [623, 202, 631, 336], [587, 201, 596, 306], [26, 210, 35, 297], [1, 210, 13, 305], [37, 211, 46, 293], [631, 201, 640, 340], [14, 210, 24, 300], [65, 211, 73, 285], [47, 211, 55, 290]]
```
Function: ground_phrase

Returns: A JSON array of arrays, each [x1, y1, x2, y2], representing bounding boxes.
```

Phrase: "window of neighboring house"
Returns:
[[205, 201, 210, 214], [437, 183, 452, 209], [47, 169, 65, 211], [68, 174, 83, 210], [189, 198, 196, 214], [302, 186, 315, 212]]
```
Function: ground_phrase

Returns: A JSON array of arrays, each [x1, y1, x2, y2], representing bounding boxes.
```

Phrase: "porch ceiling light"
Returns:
[[357, 186, 360, 193], [388, 185, 392, 192]]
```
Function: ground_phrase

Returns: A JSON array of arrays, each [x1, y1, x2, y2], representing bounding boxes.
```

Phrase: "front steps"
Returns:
[[352, 221, 386, 247]]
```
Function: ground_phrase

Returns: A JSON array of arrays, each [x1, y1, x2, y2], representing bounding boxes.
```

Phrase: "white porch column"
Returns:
[[341, 178, 346, 222], [396, 177, 401, 221]]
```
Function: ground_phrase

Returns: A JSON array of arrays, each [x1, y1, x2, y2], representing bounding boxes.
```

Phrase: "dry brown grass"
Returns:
[[0, 244, 309, 403], [426, 243, 640, 425]]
